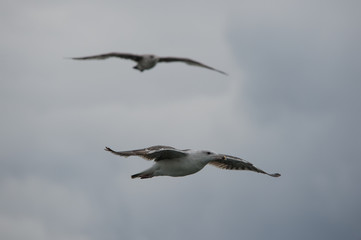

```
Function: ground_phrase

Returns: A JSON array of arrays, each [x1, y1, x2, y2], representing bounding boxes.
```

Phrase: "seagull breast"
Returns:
[[155, 155, 208, 177], [137, 55, 159, 70]]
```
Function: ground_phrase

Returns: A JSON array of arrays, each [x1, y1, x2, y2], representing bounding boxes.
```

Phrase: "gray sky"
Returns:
[[1, 0, 360, 240]]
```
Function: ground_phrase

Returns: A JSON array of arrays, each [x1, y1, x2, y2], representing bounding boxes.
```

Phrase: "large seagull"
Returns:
[[105, 145, 280, 179], [71, 52, 227, 75]]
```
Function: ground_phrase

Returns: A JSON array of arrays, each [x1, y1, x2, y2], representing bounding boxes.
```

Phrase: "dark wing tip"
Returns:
[[71, 56, 92, 60], [104, 147, 113, 152], [213, 69, 228, 76], [269, 173, 281, 177]]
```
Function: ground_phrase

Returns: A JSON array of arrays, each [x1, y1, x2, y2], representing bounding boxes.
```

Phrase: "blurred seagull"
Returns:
[[71, 52, 227, 75], [105, 145, 280, 179]]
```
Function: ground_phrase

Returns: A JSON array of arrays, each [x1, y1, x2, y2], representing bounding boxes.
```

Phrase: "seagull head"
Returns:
[[145, 54, 156, 59], [199, 150, 224, 161]]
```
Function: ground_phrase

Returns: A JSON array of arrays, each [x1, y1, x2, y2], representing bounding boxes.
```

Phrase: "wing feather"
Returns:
[[158, 57, 227, 75], [210, 155, 281, 177], [104, 145, 188, 161], [72, 52, 142, 62]]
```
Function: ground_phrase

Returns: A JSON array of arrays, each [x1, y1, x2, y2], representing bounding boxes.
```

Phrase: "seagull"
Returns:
[[71, 52, 227, 75], [104, 145, 280, 179]]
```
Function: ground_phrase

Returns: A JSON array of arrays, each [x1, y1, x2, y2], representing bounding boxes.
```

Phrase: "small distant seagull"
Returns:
[[71, 52, 227, 75], [105, 145, 280, 179]]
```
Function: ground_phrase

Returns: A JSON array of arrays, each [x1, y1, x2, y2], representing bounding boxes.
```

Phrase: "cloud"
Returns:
[[225, 1, 361, 239], [1, 0, 361, 240]]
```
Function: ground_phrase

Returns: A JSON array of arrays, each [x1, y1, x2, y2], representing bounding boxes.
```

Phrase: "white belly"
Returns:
[[139, 58, 157, 70], [154, 158, 207, 177]]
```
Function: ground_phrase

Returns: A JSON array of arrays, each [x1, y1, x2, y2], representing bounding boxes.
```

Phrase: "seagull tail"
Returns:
[[131, 173, 142, 179], [131, 168, 155, 179], [131, 172, 154, 179]]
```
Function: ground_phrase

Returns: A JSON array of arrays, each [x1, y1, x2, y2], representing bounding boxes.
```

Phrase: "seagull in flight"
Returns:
[[71, 52, 227, 75], [105, 145, 280, 179]]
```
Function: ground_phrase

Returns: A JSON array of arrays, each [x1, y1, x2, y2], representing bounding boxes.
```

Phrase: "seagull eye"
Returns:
[[206, 151, 212, 155]]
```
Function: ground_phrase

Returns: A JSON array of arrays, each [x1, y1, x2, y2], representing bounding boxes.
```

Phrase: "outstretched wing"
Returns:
[[71, 52, 142, 62], [157, 57, 228, 75], [105, 145, 188, 161], [209, 155, 281, 177]]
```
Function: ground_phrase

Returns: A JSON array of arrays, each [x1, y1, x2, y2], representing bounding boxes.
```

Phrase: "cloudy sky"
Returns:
[[1, 0, 360, 239]]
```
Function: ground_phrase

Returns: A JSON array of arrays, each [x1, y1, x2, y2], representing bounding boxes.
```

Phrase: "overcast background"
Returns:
[[1, 0, 361, 240]]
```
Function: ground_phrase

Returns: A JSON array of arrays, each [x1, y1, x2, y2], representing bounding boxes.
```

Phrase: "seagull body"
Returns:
[[105, 145, 280, 179], [72, 52, 227, 75]]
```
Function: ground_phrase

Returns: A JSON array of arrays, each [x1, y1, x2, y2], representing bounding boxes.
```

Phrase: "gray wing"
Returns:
[[71, 52, 142, 62], [157, 57, 228, 75], [105, 145, 188, 161], [209, 154, 281, 177]]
